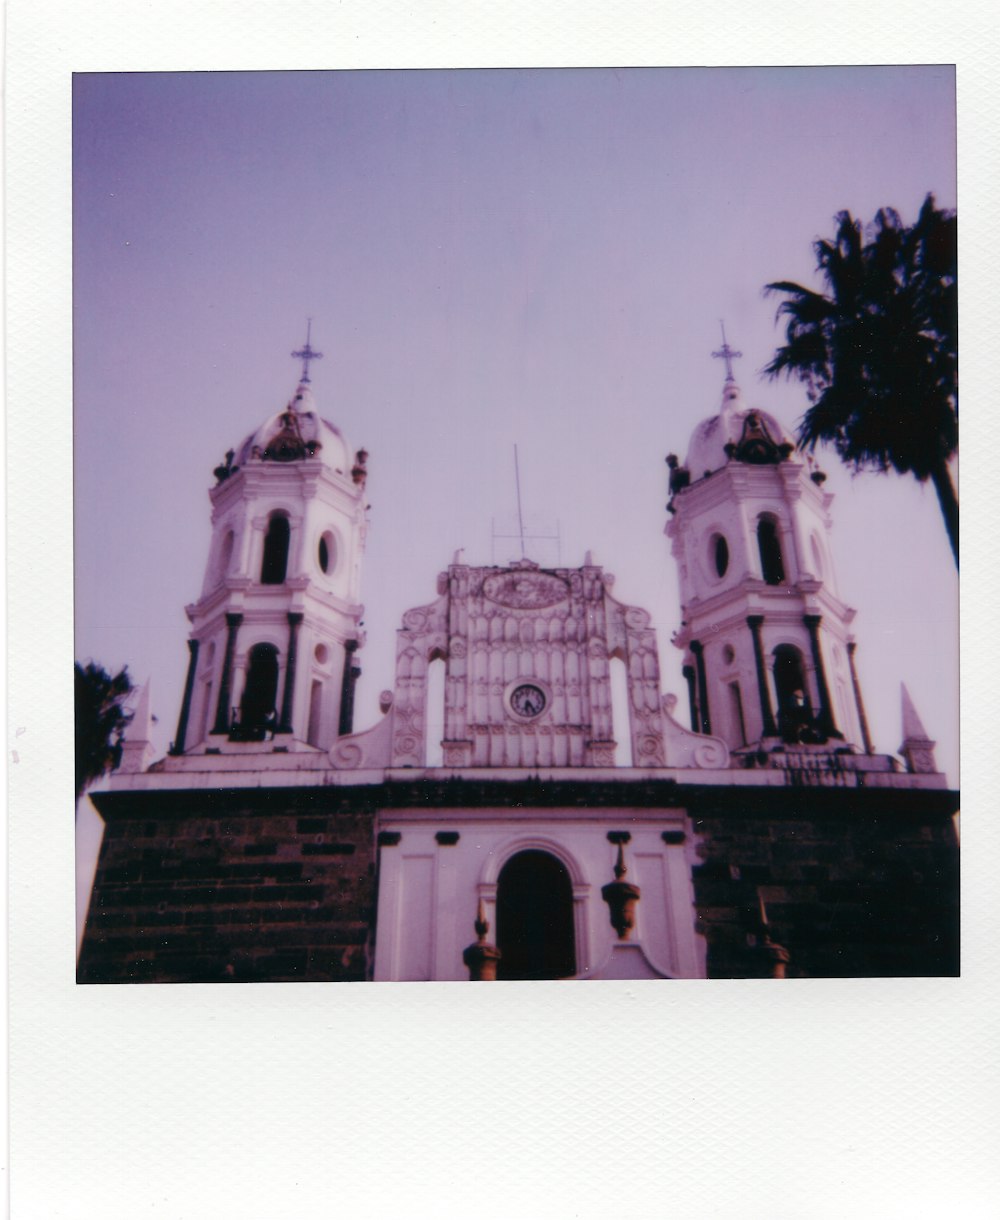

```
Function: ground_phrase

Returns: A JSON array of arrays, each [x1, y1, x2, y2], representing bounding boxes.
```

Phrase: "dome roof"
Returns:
[[234, 382, 353, 476], [685, 381, 796, 477]]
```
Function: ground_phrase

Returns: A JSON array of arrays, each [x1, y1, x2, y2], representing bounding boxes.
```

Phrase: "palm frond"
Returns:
[[763, 196, 958, 564]]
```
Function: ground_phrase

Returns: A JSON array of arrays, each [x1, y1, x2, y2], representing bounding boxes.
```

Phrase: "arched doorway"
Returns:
[[496, 850, 576, 980], [240, 643, 279, 731]]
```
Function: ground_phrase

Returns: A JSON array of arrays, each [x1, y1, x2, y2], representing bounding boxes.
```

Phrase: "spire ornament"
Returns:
[[899, 683, 937, 774], [291, 318, 323, 384], [712, 319, 742, 382]]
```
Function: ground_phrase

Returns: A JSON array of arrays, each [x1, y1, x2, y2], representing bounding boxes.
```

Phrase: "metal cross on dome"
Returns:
[[291, 319, 324, 384], [712, 320, 742, 382]]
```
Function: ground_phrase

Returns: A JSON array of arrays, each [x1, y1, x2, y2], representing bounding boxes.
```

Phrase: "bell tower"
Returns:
[[665, 333, 871, 755], [171, 327, 369, 755]]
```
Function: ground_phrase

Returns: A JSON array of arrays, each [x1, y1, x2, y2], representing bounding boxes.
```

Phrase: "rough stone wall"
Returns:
[[690, 795, 960, 978], [79, 778, 960, 982], [78, 790, 376, 983]]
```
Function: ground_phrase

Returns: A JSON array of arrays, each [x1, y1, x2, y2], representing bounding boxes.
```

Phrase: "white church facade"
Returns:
[[78, 340, 959, 983]]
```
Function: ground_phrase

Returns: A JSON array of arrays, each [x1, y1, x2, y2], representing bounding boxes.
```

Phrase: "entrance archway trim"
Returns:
[[479, 836, 587, 887]]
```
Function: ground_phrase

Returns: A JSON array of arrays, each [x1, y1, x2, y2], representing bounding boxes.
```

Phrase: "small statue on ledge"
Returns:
[[777, 690, 827, 745], [213, 449, 239, 484]]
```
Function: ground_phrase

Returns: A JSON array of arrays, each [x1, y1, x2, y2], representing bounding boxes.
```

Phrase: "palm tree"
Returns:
[[764, 194, 958, 564], [75, 661, 133, 800]]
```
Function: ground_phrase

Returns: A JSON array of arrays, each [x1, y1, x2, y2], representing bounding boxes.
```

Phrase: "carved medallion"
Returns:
[[483, 571, 569, 609], [624, 606, 651, 630]]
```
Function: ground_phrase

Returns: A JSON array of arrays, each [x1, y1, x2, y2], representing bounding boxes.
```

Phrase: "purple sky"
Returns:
[[73, 66, 958, 782]]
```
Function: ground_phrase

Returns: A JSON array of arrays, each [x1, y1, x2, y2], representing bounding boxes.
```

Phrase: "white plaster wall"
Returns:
[[373, 809, 703, 981], [296, 470, 367, 606]]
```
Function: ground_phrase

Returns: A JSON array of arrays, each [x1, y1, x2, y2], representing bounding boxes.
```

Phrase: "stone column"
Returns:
[[212, 613, 242, 734], [689, 640, 711, 735], [747, 615, 777, 737], [277, 612, 304, 734], [171, 638, 200, 755], [682, 664, 698, 733], [338, 639, 361, 736], [804, 614, 839, 738], [847, 642, 874, 754]]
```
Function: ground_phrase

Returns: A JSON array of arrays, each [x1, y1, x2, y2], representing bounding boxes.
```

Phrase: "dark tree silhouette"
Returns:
[[75, 662, 133, 800], [764, 194, 958, 564]]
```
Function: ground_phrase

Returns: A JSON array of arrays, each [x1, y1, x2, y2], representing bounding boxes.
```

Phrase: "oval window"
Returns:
[[318, 531, 337, 575], [713, 534, 729, 578]]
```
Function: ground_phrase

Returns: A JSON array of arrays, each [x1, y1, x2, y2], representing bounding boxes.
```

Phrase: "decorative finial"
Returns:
[[601, 838, 641, 940], [463, 897, 501, 980], [753, 889, 791, 979], [291, 318, 323, 384], [899, 683, 937, 774], [712, 319, 742, 382]]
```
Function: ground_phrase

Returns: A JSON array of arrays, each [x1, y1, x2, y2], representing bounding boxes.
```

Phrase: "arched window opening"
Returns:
[[237, 644, 279, 737], [837, 679, 851, 742], [773, 645, 811, 742], [609, 655, 633, 766], [496, 851, 576, 980], [728, 681, 747, 746], [425, 655, 445, 767], [260, 513, 290, 585], [757, 516, 786, 585], [307, 679, 324, 748], [218, 529, 235, 581], [197, 680, 213, 746]]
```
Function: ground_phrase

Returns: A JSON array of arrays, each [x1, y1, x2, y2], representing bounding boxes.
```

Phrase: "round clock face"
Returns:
[[510, 683, 546, 719]]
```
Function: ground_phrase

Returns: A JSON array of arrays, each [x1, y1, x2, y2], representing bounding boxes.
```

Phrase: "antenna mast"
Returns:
[[491, 446, 560, 564], [514, 444, 526, 560]]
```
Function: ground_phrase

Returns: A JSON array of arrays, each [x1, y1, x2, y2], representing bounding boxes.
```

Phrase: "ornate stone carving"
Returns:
[[624, 606, 651, 631], [482, 570, 569, 609], [586, 741, 617, 767], [371, 561, 688, 771], [732, 410, 788, 465], [660, 693, 731, 768], [329, 706, 395, 769], [331, 741, 364, 769], [442, 740, 473, 767]]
